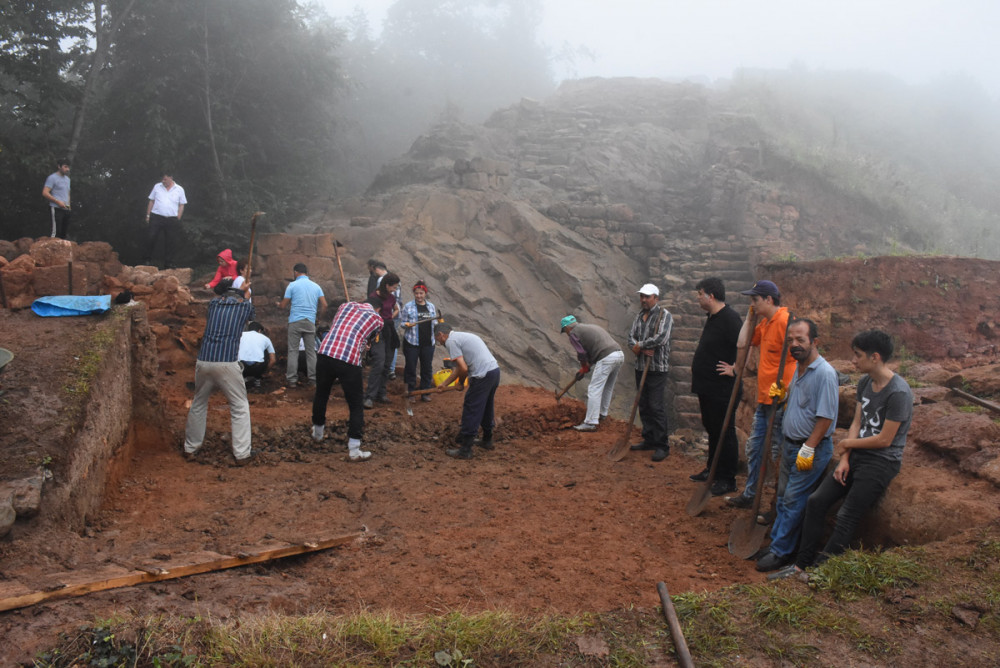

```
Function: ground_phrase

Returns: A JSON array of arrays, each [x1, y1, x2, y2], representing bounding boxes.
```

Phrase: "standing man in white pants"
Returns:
[[183, 278, 256, 465], [560, 315, 625, 432]]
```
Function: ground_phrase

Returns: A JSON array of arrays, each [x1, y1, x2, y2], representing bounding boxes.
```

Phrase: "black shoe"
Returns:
[[689, 468, 710, 482], [756, 551, 793, 572], [630, 441, 654, 451], [375, 396, 391, 404], [725, 494, 753, 508], [474, 438, 494, 450], [446, 446, 474, 459], [651, 448, 669, 462], [711, 479, 737, 496]]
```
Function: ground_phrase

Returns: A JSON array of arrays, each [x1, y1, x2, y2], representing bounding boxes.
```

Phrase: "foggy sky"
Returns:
[[321, 0, 1000, 99]]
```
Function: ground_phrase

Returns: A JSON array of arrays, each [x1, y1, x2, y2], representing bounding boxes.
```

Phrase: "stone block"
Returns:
[[268, 254, 311, 281], [0, 240, 17, 261], [313, 234, 340, 258], [607, 203, 635, 222], [74, 241, 116, 264], [569, 204, 606, 220], [257, 233, 299, 256], [461, 172, 489, 190], [305, 256, 336, 281], [30, 237, 73, 266], [608, 232, 625, 246], [32, 264, 87, 296], [648, 233, 667, 248], [624, 232, 645, 246], [0, 499, 13, 538], [15, 237, 34, 255]]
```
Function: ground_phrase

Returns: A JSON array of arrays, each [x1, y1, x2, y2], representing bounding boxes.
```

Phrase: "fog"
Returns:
[[322, 0, 1000, 98]]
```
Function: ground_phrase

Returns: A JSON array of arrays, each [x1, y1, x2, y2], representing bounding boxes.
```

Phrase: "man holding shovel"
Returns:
[[434, 323, 500, 459], [690, 277, 743, 495], [755, 318, 839, 572], [627, 283, 673, 462], [724, 280, 797, 508], [560, 315, 624, 432]]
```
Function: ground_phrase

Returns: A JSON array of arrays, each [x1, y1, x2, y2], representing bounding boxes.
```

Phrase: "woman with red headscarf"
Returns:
[[399, 280, 439, 401]]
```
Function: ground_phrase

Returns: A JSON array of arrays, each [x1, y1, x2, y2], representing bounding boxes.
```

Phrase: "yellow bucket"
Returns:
[[433, 368, 464, 387]]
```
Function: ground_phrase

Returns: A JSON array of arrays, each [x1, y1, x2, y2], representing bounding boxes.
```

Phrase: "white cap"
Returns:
[[637, 283, 660, 296]]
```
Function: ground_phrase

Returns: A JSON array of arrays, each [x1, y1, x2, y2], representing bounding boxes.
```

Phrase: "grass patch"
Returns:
[[62, 311, 125, 400], [809, 547, 929, 601]]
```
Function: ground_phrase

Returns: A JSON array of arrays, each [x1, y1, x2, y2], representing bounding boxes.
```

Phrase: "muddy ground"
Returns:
[[0, 305, 768, 665]]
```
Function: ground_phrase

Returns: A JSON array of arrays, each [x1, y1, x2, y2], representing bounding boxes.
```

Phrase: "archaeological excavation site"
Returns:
[[2, 79, 1000, 665]]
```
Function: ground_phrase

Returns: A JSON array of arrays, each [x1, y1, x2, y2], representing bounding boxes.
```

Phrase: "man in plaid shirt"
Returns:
[[627, 283, 673, 462], [311, 300, 383, 461]]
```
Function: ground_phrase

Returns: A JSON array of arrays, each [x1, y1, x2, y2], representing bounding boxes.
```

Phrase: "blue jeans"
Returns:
[[768, 435, 833, 557], [739, 403, 784, 500]]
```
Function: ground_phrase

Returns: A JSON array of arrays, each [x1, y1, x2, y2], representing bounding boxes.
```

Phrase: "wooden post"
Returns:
[[657, 581, 694, 668], [67, 261, 74, 295]]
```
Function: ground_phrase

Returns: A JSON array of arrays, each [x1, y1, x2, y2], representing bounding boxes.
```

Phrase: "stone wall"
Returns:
[[0, 237, 192, 312], [251, 232, 346, 297]]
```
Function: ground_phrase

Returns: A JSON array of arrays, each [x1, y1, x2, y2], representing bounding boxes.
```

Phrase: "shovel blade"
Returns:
[[728, 514, 769, 559], [685, 482, 712, 517]]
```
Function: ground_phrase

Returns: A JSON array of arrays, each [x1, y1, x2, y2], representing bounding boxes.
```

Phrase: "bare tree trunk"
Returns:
[[200, 2, 227, 205], [66, 0, 138, 162]]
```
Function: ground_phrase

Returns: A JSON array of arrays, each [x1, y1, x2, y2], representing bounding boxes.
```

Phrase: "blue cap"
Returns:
[[560, 315, 578, 332], [740, 280, 780, 299]]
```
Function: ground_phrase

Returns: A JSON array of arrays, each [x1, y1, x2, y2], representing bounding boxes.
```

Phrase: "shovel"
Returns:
[[686, 307, 758, 517], [554, 374, 581, 401], [404, 384, 463, 416], [728, 315, 794, 558], [607, 307, 668, 462], [403, 312, 445, 328]]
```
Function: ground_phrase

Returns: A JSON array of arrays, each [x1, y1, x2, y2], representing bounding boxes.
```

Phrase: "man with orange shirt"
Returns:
[[722, 280, 796, 508]]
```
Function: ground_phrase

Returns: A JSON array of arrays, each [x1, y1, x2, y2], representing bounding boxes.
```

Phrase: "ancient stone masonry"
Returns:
[[0, 237, 192, 311], [250, 233, 343, 298]]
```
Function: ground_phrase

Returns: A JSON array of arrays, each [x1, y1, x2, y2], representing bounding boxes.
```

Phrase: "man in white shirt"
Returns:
[[143, 172, 187, 268], [239, 322, 276, 388]]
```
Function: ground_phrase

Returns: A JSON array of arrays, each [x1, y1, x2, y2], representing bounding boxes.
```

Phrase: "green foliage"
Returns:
[[808, 548, 929, 601]]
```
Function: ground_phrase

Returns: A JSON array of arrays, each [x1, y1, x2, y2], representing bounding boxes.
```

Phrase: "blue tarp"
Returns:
[[31, 295, 113, 317]]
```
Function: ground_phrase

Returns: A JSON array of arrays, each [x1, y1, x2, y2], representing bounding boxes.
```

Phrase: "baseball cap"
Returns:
[[560, 315, 578, 332], [637, 283, 659, 296], [740, 280, 780, 299]]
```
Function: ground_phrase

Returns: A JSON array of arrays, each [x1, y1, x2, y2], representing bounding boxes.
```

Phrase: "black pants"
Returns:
[[49, 207, 72, 239], [312, 354, 365, 440], [795, 454, 900, 569], [459, 367, 500, 442], [698, 392, 739, 480], [636, 368, 668, 449], [365, 324, 392, 401], [146, 213, 182, 266], [241, 361, 268, 379], [403, 340, 435, 392]]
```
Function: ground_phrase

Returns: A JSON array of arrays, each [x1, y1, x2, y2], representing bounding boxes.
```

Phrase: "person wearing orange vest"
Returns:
[[722, 279, 796, 508]]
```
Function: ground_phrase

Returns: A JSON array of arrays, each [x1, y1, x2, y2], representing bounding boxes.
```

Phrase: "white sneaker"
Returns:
[[349, 449, 372, 462], [312, 424, 324, 442]]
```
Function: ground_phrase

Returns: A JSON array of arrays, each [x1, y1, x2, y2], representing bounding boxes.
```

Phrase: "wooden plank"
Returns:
[[949, 387, 1000, 414], [0, 531, 361, 613]]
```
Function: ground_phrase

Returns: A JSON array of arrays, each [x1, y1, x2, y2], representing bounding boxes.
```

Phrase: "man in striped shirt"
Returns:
[[312, 300, 384, 461], [183, 278, 255, 465]]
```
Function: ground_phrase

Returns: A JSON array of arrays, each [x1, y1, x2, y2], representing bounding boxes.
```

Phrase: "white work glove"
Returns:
[[795, 445, 815, 471]]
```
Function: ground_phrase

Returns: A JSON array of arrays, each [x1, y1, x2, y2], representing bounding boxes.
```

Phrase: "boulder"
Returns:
[[909, 403, 1000, 476], [29, 237, 73, 266], [0, 499, 14, 538], [73, 241, 117, 264], [0, 239, 17, 261]]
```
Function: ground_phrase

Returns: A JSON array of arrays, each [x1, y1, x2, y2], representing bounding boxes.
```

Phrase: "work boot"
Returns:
[[651, 448, 669, 462], [711, 478, 737, 496], [726, 494, 753, 509], [689, 468, 710, 482], [630, 441, 654, 451], [475, 431, 494, 450], [447, 435, 475, 459]]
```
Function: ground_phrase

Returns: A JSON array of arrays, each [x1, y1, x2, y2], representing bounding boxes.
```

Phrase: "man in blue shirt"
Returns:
[[756, 318, 839, 572], [42, 159, 72, 239], [183, 278, 256, 465], [278, 263, 327, 387]]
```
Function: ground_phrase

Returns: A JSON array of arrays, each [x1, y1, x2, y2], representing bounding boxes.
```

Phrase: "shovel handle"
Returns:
[[554, 375, 580, 401], [407, 385, 463, 398]]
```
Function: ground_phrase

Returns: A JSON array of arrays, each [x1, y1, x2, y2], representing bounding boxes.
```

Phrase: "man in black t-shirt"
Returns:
[[690, 277, 743, 495]]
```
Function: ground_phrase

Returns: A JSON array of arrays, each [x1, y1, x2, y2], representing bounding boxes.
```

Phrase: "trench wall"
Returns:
[[41, 303, 165, 529]]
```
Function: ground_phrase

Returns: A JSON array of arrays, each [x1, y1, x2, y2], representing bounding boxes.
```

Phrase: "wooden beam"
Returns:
[[949, 387, 1000, 415], [0, 531, 361, 613]]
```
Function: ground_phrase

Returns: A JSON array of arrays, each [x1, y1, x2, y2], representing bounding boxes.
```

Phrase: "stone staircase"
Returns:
[[661, 246, 757, 429]]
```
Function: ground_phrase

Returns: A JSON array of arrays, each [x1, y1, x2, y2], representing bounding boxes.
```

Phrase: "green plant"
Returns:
[[809, 548, 929, 601]]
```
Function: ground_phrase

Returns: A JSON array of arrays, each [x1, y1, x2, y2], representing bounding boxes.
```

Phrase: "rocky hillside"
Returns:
[[254, 77, 998, 427]]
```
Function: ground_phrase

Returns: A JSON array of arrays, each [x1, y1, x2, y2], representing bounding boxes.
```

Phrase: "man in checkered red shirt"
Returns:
[[311, 300, 383, 461]]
